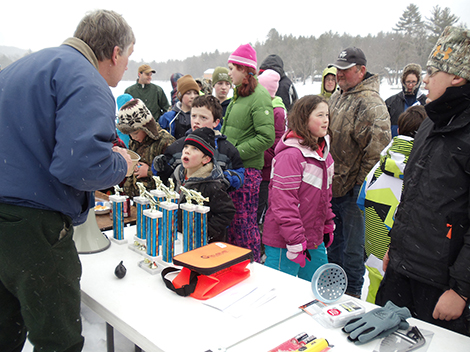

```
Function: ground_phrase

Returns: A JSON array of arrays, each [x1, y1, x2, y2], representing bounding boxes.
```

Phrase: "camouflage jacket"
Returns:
[[123, 127, 175, 198], [329, 73, 391, 198]]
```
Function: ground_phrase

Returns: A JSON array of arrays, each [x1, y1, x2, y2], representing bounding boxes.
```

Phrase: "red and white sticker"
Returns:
[[326, 308, 341, 316]]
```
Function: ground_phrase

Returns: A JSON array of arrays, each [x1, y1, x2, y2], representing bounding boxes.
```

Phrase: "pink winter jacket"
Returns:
[[262, 133, 335, 249]]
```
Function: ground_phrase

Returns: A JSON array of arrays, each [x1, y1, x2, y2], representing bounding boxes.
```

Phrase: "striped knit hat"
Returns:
[[228, 43, 257, 70], [184, 127, 215, 160]]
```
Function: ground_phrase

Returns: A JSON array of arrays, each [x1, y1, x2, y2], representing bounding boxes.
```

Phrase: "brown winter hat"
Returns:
[[177, 75, 200, 100], [117, 99, 159, 140], [427, 26, 470, 81]]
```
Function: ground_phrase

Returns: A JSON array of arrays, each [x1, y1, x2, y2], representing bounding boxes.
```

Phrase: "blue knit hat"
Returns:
[[117, 93, 133, 110]]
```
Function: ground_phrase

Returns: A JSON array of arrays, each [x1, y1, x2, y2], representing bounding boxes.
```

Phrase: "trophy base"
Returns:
[[110, 237, 128, 245], [128, 236, 146, 254]]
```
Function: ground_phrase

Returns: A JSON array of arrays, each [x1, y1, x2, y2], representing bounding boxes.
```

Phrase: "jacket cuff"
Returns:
[[286, 241, 307, 253]]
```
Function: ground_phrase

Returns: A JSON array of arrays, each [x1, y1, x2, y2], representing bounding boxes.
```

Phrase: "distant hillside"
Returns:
[[0, 45, 31, 68], [0, 45, 28, 57]]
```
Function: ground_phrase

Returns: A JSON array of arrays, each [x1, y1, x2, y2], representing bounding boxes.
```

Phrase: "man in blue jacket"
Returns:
[[0, 10, 134, 352]]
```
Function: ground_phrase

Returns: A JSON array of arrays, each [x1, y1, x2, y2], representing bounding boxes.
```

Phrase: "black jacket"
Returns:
[[388, 83, 470, 298], [385, 63, 427, 137], [385, 91, 427, 136], [173, 162, 236, 243], [259, 54, 298, 111]]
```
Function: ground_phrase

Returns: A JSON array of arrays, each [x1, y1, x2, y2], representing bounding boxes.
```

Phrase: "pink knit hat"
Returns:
[[228, 43, 257, 70], [258, 69, 280, 98]]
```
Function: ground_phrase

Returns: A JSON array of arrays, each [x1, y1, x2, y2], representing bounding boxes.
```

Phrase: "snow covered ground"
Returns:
[[23, 79, 411, 352]]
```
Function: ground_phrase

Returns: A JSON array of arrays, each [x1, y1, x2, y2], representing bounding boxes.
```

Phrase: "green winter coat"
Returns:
[[124, 81, 170, 121], [329, 73, 391, 198], [221, 83, 275, 170]]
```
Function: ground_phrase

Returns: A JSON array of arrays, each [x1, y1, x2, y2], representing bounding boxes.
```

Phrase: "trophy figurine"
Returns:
[[150, 176, 165, 212]]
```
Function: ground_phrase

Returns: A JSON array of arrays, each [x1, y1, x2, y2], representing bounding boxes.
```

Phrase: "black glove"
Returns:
[[342, 301, 411, 344], [153, 154, 168, 173], [323, 233, 334, 248]]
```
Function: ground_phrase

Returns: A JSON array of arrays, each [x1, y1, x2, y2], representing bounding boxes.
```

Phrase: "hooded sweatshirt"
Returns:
[[320, 66, 338, 100], [259, 54, 298, 111], [329, 73, 391, 197]]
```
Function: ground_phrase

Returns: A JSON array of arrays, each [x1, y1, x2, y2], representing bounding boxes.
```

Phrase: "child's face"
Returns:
[[182, 145, 210, 174], [129, 129, 147, 143], [214, 81, 231, 101], [191, 106, 219, 131], [228, 63, 245, 86], [307, 102, 329, 138], [181, 90, 199, 110]]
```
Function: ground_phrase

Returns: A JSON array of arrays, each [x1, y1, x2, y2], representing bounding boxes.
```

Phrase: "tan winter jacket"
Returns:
[[329, 73, 391, 198]]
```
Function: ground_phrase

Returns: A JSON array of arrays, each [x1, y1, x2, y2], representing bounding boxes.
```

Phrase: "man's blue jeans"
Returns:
[[327, 185, 365, 296]]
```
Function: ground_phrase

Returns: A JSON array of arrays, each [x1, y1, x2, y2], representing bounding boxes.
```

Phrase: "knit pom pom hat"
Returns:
[[117, 99, 159, 140], [258, 69, 280, 98], [184, 127, 216, 160], [228, 43, 257, 70]]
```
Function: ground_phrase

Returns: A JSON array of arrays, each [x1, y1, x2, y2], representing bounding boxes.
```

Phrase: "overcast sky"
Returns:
[[1, 0, 469, 63]]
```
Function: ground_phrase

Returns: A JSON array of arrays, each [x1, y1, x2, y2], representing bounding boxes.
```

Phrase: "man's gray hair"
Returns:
[[74, 9, 135, 61]]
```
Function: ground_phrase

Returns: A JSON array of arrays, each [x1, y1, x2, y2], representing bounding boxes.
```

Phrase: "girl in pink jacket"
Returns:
[[263, 95, 335, 281]]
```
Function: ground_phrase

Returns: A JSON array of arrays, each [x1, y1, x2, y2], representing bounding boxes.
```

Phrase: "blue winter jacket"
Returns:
[[0, 38, 128, 225]]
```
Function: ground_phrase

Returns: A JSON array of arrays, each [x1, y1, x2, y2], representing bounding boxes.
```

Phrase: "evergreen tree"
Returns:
[[393, 4, 427, 70], [393, 3, 424, 37], [426, 6, 460, 44]]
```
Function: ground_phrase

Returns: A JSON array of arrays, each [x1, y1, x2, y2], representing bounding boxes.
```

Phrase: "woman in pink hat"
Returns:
[[220, 43, 275, 262]]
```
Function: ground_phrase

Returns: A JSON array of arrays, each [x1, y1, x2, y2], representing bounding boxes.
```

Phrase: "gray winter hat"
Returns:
[[427, 26, 470, 81], [117, 99, 159, 140]]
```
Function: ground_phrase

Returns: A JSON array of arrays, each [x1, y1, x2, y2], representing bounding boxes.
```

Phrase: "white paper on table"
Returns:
[[203, 281, 258, 311], [225, 286, 277, 318], [203, 282, 277, 318]]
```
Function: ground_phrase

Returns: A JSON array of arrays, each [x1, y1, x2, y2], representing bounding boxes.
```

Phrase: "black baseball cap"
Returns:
[[331, 47, 367, 69]]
